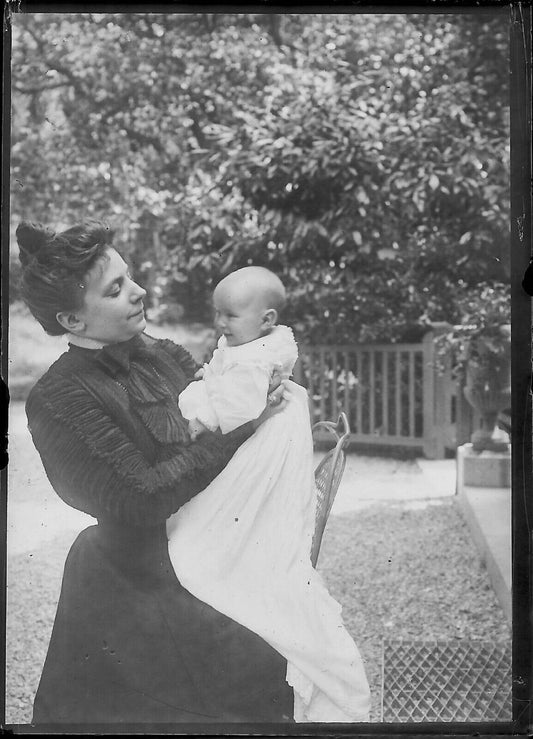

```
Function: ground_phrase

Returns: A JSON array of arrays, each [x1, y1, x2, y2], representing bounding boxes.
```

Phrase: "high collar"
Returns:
[[66, 333, 107, 350], [69, 334, 147, 375]]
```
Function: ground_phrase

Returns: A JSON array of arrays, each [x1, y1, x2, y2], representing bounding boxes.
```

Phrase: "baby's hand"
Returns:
[[194, 367, 205, 380], [188, 418, 208, 441]]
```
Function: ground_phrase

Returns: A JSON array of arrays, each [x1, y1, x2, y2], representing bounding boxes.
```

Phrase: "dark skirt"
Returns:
[[32, 520, 293, 726]]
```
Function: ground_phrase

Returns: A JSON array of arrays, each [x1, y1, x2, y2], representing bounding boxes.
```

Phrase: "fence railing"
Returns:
[[294, 332, 472, 459]]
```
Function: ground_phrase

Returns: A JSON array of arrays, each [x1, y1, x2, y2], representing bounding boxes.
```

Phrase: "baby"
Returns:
[[168, 266, 371, 723], [179, 266, 297, 440]]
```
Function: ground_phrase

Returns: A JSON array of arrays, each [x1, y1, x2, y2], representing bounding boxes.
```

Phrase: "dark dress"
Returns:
[[26, 334, 293, 726]]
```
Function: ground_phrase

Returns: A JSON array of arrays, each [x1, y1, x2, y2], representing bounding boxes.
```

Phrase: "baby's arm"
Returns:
[[179, 367, 211, 440], [204, 362, 272, 434], [178, 373, 220, 436]]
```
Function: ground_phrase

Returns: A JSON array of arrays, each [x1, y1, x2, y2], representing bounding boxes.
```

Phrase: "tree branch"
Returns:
[[13, 82, 70, 94], [23, 23, 88, 96], [122, 124, 164, 154]]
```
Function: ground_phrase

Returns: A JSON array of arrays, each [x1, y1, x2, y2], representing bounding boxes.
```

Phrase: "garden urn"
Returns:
[[463, 325, 511, 453]]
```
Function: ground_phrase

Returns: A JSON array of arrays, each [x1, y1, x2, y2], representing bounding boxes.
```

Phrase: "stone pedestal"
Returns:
[[457, 443, 511, 494], [455, 443, 511, 624]]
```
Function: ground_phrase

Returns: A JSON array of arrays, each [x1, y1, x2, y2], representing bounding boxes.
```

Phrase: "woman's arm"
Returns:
[[26, 375, 249, 527]]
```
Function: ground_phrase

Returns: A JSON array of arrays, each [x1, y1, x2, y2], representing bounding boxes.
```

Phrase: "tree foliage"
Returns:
[[11, 11, 510, 343]]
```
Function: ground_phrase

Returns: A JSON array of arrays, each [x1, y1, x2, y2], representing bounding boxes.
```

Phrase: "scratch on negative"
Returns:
[[516, 214, 524, 243], [5, 0, 22, 23]]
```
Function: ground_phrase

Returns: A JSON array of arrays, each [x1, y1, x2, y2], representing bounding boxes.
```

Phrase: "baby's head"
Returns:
[[213, 266, 286, 347]]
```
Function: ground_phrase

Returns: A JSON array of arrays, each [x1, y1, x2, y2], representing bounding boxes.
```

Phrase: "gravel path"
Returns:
[[6, 497, 510, 725]]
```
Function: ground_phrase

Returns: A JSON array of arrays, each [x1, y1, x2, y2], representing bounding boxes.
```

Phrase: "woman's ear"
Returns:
[[262, 308, 278, 329], [56, 311, 86, 334]]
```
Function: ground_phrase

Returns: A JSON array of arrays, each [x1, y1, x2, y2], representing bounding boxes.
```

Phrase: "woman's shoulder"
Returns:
[[142, 334, 199, 375], [25, 358, 75, 431], [25, 348, 96, 414], [28, 349, 83, 392]]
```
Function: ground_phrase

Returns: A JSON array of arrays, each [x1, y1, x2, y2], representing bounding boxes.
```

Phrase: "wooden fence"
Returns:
[[293, 331, 476, 459]]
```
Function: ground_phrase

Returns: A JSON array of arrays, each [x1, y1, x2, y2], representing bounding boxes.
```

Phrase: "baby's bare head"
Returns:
[[213, 267, 286, 346], [215, 266, 286, 315]]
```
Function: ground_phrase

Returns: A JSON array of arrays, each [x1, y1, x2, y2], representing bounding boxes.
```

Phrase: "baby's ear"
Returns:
[[262, 308, 278, 328]]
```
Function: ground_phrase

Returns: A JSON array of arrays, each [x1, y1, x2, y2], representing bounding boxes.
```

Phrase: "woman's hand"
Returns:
[[268, 369, 283, 395], [251, 379, 291, 432]]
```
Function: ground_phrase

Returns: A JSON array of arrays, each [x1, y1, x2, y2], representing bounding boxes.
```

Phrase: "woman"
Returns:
[[17, 220, 294, 725]]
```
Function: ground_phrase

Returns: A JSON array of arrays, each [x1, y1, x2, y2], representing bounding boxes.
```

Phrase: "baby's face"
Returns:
[[213, 283, 268, 347]]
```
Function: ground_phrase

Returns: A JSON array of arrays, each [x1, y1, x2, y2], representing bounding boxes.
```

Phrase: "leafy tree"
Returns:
[[10, 11, 510, 342]]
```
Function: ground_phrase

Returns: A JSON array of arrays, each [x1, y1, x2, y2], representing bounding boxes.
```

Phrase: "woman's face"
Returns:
[[72, 247, 147, 344]]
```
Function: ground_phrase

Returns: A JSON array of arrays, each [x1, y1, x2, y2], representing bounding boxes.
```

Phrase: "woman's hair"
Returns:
[[16, 220, 114, 335]]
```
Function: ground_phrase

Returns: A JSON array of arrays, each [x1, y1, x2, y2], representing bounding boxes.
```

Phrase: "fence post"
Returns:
[[422, 331, 443, 459], [455, 377, 475, 446], [435, 355, 453, 458]]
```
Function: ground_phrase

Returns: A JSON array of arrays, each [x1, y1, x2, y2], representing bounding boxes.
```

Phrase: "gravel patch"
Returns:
[[6, 537, 66, 725], [317, 498, 511, 721], [6, 496, 510, 726]]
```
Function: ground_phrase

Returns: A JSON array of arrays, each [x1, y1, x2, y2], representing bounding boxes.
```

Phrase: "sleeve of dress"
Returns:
[[25, 375, 251, 527], [178, 380, 220, 431], [204, 363, 272, 434]]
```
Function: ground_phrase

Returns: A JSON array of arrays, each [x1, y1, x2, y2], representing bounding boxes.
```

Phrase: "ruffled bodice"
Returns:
[[93, 335, 195, 447], [25, 334, 251, 526]]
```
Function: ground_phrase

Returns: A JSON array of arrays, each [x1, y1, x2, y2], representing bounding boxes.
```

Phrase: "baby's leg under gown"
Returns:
[[167, 382, 371, 722]]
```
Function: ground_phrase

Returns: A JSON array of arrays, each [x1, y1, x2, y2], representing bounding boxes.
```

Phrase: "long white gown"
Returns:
[[167, 326, 371, 722]]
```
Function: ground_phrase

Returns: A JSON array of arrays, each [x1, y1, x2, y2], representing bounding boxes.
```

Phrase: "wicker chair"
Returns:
[[310, 412, 351, 567]]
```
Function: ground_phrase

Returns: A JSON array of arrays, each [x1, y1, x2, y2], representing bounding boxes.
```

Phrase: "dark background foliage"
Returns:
[[10, 12, 510, 343]]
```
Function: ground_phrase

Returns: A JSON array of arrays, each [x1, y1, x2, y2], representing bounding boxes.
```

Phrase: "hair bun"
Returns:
[[16, 221, 54, 265]]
